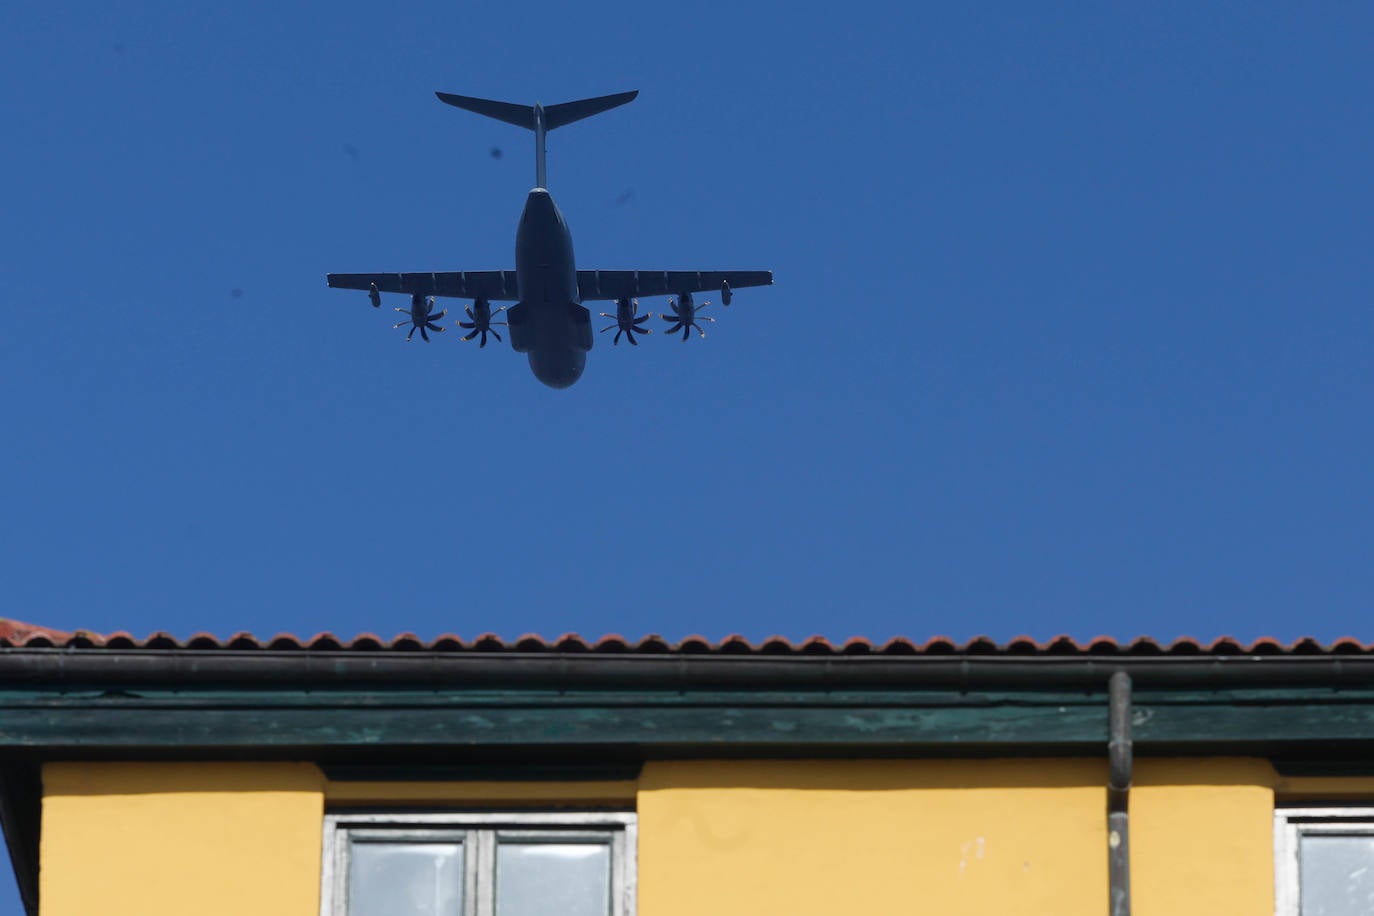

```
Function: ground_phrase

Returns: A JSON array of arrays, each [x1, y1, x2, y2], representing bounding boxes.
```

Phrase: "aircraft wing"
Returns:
[[576, 270, 773, 301], [327, 271, 520, 301]]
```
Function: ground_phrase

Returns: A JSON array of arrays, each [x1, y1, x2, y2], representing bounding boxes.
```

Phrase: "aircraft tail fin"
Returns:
[[433, 90, 638, 131], [435, 90, 637, 188]]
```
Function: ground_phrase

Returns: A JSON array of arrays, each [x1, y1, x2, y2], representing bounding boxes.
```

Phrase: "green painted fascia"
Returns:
[[1, 685, 1374, 754]]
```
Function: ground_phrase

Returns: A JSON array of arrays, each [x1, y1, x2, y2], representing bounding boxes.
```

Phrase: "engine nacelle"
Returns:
[[721, 280, 732, 306]]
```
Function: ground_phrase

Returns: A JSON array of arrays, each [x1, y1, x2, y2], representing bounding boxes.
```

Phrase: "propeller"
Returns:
[[598, 297, 653, 345], [661, 292, 714, 341], [394, 292, 446, 342], [458, 297, 507, 348]]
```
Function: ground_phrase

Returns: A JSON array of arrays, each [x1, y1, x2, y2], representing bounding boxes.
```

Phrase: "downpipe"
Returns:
[[1108, 671, 1133, 916]]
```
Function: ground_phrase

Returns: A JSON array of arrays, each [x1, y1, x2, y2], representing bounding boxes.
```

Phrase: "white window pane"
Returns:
[[1302, 834, 1374, 916], [496, 842, 610, 916], [349, 842, 464, 916]]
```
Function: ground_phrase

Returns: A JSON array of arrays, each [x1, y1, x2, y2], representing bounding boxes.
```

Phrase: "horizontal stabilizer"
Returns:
[[434, 89, 637, 189], [544, 91, 638, 129], [433, 91, 637, 131], [434, 93, 535, 129]]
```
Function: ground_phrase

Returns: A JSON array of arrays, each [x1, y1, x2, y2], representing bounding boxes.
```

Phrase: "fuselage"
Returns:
[[514, 187, 587, 388]]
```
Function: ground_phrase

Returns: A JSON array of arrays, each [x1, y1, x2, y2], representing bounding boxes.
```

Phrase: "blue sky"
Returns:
[[1, 1, 1372, 907]]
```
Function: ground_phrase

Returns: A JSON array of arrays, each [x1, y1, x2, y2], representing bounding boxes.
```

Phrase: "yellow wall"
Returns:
[[1132, 758, 1277, 916], [39, 757, 1284, 916], [638, 759, 1108, 916], [638, 758, 1279, 916], [41, 762, 326, 916]]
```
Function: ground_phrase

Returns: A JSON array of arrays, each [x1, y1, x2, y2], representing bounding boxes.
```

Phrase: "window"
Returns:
[[1276, 807, 1374, 916], [321, 812, 636, 916]]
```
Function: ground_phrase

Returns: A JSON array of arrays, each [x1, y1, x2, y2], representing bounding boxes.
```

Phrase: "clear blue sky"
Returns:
[[1, 1, 1372, 909]]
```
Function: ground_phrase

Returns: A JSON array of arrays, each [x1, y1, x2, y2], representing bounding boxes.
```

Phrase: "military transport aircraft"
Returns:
[[327, 90, 773, 389]]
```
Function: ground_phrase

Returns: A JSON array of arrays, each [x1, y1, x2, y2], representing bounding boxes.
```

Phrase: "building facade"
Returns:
[[3, 620, 1374, 915]]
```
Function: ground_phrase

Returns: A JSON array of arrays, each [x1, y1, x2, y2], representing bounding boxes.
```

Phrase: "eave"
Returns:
[[2, 648, 1374, 761]]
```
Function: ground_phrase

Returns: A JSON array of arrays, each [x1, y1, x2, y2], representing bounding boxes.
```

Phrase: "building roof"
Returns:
[[4, 618, 1374, 916], [4, 616, 1374, 763], [1, 618, 1370, 657]]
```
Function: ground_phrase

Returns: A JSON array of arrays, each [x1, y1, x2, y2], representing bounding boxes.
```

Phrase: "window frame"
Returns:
[[1274, 805, 1374, 916], [321, 811, 637, 916]]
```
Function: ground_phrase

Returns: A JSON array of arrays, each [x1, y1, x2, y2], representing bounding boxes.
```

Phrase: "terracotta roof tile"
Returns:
[[389, 634, 425, 652], [2, 618, 1373, 657], [633, 635, 672, 654]]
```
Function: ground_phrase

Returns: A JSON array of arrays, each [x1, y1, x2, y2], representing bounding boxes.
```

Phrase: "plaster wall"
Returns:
[[637, 758, 1276, 916], [36, 757, 1278, 916], [40, 762, 325, 916]]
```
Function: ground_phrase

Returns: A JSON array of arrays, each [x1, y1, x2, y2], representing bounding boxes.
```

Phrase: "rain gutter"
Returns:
[[0, 648, 1372, 689]]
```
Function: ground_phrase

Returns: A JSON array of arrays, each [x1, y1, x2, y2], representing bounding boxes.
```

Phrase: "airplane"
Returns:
[[326, 90, 773, 389]]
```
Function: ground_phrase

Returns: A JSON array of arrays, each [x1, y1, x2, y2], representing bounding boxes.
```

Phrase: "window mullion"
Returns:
[[476, 829, 496, 916]]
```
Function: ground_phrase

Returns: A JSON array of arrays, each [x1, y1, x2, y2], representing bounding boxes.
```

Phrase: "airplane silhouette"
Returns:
[[327, 90, 772, 389]]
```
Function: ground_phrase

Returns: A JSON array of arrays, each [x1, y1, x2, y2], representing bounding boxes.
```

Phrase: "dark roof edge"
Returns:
[[2, 648, 1372, 690]]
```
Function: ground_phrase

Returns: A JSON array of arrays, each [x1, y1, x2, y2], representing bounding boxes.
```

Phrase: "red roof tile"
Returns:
[[2, 617, 1373, 656]]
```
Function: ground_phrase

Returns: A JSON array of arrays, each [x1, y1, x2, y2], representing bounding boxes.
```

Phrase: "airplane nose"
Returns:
[[528, 349, 585, 389]]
